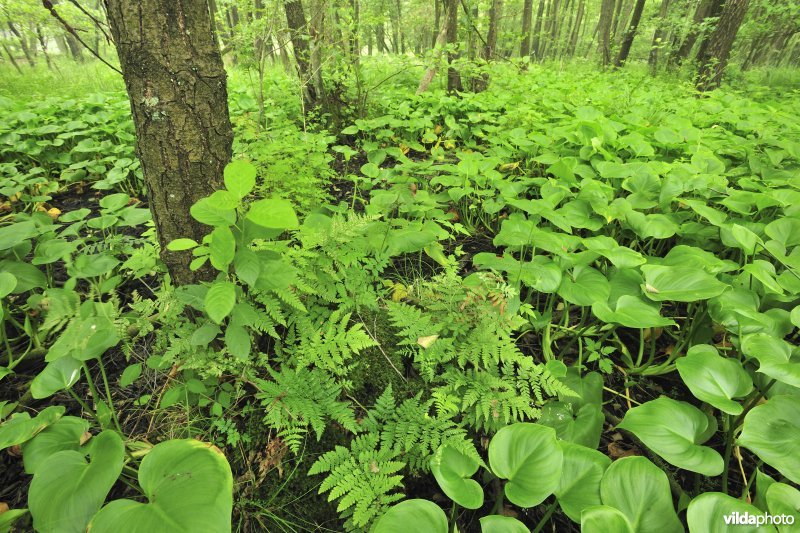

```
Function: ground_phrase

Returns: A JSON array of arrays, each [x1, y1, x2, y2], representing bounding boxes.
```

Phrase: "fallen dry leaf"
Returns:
[[608, 441, 640, 459], [417, 335, 439, 349]]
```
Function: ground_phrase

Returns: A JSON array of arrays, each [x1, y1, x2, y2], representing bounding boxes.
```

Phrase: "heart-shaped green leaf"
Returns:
[[641, 265, 728, 302], [581, 505, 634, 533], [21, 416, 89, 474], [738, 395, 800, 484], [555, 442, 611, 523], [558, 267, 610, 306], [89, 439, 232, 533], [675, 345, 753, 415], [741, 334, 800, 388], [0, 406, 64, 450], [0, 271, 17, 298], [599, 457, 682, 533], [488, 423, 563, 507], [618, 397, 722, 475], [28, 430, 124, 533], [479, 515, 530, 533], [766, 483, 800, 533], [687, 492, 772, 533], [0, 509, 28, 533], [30, 356, 82, 399], [592, 295, 676, 328], [373, 499, 447, 533], [430, 445, 483, 509], [538, 401, 604, 449]]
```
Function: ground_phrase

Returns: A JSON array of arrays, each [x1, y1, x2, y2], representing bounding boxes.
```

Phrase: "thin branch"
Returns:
[[41, 0, 122, 74]]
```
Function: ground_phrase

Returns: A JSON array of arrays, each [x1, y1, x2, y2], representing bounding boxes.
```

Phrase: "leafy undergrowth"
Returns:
[[2, 61, 800, 532]]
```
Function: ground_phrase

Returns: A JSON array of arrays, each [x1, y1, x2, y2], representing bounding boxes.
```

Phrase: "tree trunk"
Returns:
[[65, 33, 85, 62], [104, 0, 233, 285], [433, 0, 441, 48], [610, 0, 625, 40], [445, 0, 462, 92], [520, 0, 534, 57], [648, 0, 671, 70], [35, 24, 56, 71], [614, 0, 646, 66], [598, 0, 615, 66], [284, 0, 318, 111], [7, 22, 36, 67], [672, 0, 722, 66], [2, 43, 23, 73], [475, 0, 501, 92], [417, 1, 450, 93], [531, 0, 546, 58], [696, 0, 749, 91], [566, 0, 584, 57]]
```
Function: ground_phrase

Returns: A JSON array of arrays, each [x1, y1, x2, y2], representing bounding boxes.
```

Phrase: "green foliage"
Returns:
[[254, 366, 359, 453], [309, 433, 405, 531]]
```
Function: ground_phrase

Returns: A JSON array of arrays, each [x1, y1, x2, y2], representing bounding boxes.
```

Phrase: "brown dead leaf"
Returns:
[[7, 445, 21, 458], [608, 441, 640, 459], [0, 502, 9, 514], [80, 432, 92, 446]]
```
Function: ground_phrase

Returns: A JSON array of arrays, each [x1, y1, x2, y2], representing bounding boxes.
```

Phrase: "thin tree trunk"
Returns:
[[2, 43, 23, 73], [598, 0, 615, 66], [433, 0, 442, 48], [104, 0, 234, 285], [35, 24, 56, 71], [672, 0, 722, 66], [520, 0, 534, 57], [417, 0, 450, 93], [475, 0, 501, 92], [648, 0, 671, 70], [696, 0, 750, 91], [567, 0, 584, 57], [610, 0, 625, 40], [614, 0, 646, 66], [445, 0, 462, 92], [284, 0, 318, 111], [7, 22, 36, 67], [531, 0, 546, 59], [65, 33, 85, 62]]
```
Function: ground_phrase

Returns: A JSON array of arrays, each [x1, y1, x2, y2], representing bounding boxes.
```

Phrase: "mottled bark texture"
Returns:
[[104, 0, 233, 285], [598, 0, 615, 66], [696, 0, 750, 91]]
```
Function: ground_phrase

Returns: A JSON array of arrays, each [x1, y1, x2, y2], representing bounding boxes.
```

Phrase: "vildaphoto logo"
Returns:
[[723, 512, 795, 526]]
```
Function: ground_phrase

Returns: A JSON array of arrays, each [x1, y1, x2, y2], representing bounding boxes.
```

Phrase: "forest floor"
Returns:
[[1, 58, 800, 532]]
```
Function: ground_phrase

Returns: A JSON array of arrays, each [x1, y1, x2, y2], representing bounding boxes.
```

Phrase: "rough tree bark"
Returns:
[[598, 0, 615, 66], [104, 0, 233, 285], [696, 0, 750, 91], [284, 0, 318, 111], [520, 0, 533, 57], [614, 0, 646, 66]]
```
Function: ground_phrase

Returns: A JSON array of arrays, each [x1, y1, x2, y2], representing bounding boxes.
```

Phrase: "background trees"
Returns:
[[2, 0, 797, 101]]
